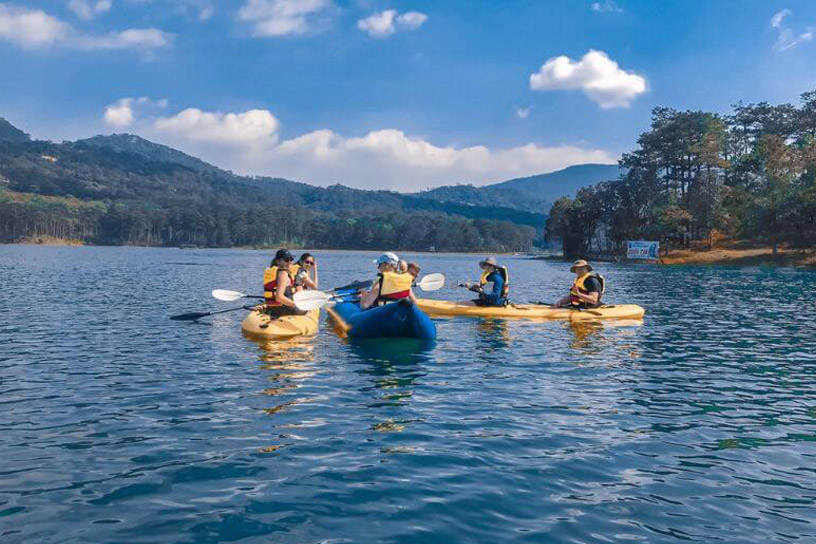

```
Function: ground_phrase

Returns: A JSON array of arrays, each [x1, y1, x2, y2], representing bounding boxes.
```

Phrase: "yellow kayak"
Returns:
[[241, 305, 320, 340], [416, 299, 645, 321]]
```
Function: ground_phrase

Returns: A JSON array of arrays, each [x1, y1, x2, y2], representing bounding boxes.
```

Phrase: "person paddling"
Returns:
[[360, 252, 417, 309], [556, 259, 605, 309], [292, 253, 318, 291], [263, 249, 303, 316], [465, 257, 509, 307]]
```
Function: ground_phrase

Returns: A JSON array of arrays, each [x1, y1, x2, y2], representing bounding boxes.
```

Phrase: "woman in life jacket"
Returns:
[[466, 257, 509, 307], [263, 249, 303, 317], [292, 253, 318, 292], [556, 259, 605, 309], [360, 252, 418, 310]]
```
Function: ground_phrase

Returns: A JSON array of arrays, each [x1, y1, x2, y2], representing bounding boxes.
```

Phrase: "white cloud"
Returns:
[[529, 49, 646, 109], [154, 108, 281, 146], [771, 9, 814, 52], [237, 0, 330, 37], [104, 97, 168, 128], [68, 0, 112, 20], [198, 5, 215, 21], [396, 11, 427, 30], [591, 1, 623, 13], [117, 104, 615, 191], [0, 3, 170, 51], [515, 106, 531, 119], [357, 9, 427, 38]]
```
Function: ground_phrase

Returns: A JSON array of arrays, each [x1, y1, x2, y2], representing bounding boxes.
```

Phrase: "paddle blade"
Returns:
[[170, 311, 210, 321], [212, 289, 246, 302], [293, 290, 333, 311], [417, 273, 445, 292]]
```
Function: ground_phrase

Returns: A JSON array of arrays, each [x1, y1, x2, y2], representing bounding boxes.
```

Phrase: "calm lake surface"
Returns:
[[1, 246, 815, 543]]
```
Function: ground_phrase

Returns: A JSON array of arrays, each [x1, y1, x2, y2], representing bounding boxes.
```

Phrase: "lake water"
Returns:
[[1, 246, 815, 543]]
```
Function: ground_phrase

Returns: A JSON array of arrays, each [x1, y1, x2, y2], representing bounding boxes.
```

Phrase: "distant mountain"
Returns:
[[491, 164, 622, 201], [0, 117, 30, 143], [411, 163, 622, 214], [74, 134, 222, 174]]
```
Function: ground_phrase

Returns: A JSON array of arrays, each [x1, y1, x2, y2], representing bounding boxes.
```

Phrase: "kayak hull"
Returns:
[[327, 299, 436, 340], [416, 299, 645, 321], [241, 306, 320, 340]]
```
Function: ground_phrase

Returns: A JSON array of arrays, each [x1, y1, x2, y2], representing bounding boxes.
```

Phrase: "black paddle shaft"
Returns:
[[170, 305, 254, 321]]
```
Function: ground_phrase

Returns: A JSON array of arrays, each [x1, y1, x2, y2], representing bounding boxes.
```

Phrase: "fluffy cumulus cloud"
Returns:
[[771, 9, 814, 52], [237, 0, 330, 37], [68, 0, 112, 20], [529, 49, 646, 109], [357, 9, 427, 38], [0, 3, 170, 51], [104, 97, 168, 128], [115, 104, 615, 191]]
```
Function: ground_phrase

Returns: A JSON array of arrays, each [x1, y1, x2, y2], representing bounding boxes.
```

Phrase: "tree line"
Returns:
[[0, 138, 536, 252], [546, 91, 816, 258]]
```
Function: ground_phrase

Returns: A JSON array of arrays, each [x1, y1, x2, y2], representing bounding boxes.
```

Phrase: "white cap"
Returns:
[[373, 251, 400, 266]]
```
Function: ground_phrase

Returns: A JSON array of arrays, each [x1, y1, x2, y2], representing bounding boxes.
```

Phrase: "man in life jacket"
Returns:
[[263, 249, 302, 317], [556, 259, 605, 308], [466, 257, 509, 307], [360, 252, 417, 309]]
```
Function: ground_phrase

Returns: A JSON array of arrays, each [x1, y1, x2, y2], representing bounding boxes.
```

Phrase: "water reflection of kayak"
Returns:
[[416, 299, 645, 320], [327, 299, 436, 341], [241, 305, 320, 340]]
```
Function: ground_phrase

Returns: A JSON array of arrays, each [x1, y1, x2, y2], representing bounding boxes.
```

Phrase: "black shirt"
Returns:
[[583, 276, 602, 294]]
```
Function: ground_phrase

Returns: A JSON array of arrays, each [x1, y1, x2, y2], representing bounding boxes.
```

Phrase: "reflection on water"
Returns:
[[2, 246, 816, 543]]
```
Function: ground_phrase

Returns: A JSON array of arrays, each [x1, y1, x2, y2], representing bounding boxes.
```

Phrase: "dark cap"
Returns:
[[274, 249, 294, 262]]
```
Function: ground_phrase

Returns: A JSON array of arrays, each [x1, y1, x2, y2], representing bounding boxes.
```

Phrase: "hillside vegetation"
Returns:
[[0, 123, 545, 251], [546, 92, 816, 259]]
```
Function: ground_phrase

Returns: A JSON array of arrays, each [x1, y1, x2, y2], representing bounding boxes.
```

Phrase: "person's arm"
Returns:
[[571, 278, 600, 306], [274, 271, 297, 308], [360, 283, 380, 309], [408, 288, 418, 304], [311, 261, 318, 289]]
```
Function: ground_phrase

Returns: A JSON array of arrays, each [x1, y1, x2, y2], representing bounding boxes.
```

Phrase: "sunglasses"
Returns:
[[305, 260, 315, 265]]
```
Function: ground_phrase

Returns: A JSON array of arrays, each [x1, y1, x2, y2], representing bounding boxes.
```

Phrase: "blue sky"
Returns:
[[1, 0, 815, 191]]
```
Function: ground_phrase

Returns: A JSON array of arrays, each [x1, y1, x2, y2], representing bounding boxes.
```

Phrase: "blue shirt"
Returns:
[[480, 270, 506, 306]]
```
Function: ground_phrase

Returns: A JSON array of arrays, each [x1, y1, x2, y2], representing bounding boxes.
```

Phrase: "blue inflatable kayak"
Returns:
[[327, 299, 436, 341]]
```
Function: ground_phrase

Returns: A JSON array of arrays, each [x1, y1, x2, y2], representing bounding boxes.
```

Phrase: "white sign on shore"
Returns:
[[627, 240, 660, 260]]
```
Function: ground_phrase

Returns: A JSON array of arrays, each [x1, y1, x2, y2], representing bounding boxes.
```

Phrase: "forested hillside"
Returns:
[[0, 123, 540, 251], [546, 92, 816, 258]]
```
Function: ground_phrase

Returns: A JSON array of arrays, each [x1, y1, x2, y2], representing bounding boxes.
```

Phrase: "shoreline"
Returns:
[[3, 240, 814, 267]]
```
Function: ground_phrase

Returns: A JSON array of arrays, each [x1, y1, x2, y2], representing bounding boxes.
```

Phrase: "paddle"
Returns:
[[212, 289, 264, 302], [531, 301, 603, 316], [294, 273, 446, 311], [212, 279, 374, 303], [170, 305, 254, 321]]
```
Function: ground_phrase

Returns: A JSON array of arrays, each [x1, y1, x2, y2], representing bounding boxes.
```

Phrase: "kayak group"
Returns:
[[238, 248, 641, 342]]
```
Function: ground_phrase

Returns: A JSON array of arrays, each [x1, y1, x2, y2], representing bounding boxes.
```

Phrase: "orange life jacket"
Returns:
[[376, 271, 413, 304], [569, 272, 605, 306], [264, 265, 293, 306]]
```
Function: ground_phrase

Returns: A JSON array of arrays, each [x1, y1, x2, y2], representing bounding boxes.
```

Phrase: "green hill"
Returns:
[[0, 117, 542, 251], [0, 116, 30, 143]]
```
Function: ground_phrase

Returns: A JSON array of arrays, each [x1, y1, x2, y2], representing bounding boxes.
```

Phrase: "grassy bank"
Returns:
[[662, 241, 816, 267]]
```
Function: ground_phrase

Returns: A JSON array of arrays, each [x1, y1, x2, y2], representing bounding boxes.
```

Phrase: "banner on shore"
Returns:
[[627, 240, 660, 260]]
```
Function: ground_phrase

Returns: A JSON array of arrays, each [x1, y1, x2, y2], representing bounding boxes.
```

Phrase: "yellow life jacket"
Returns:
[[263, 265, 293, 306], [570, 272, 605, 306], [479, 265, 510, 298], [377, 271, 413, 303]]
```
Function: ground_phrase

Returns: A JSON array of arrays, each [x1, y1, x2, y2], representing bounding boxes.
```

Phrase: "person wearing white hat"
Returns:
[[360, 252, 417, 309]]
